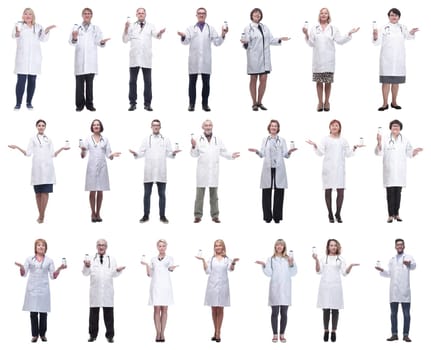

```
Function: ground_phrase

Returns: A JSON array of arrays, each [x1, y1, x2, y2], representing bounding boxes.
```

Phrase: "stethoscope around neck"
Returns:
[[194, 23, 211, 38], [265, 135, 281, 147], [389, 133, 402, 145], [200, 135, 217, 145], [325, 255, 341, 264], [149, 134, 164, 148], [93, 254, 111, 268]]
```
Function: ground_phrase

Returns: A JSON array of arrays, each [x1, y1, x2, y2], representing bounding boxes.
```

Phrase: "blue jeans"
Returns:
[[390, 302, 410, 336], [16, 74, 36, 106], [144, 182, 166, 217]]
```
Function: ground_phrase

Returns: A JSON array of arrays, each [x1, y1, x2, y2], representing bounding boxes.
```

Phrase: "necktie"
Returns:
[[140, 22, 144, 29], [100, 255, 103, 264]]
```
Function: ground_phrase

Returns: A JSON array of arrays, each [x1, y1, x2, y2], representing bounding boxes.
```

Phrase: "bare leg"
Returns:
[[95, 191, 103, 220], [89, 191, 96, 220], [35, 193, 43, 222], [39, 193, 49, 222], [316, 82, 323, 109], [211, 307, 217, 338], [160, 306, 168, 340], [153, 306, 162, 340], [391, 84, 400, 106], [215, 307, 224, 339], [324, 83, 332, 109], [249, 75, 258, 105], [381, 83, 390, 107], [257, 74, 268, 105]]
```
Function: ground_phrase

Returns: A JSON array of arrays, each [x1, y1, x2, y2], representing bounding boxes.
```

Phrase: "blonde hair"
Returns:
[[326, 239, 341, 255], [22, 8, 36, 26], [34, 238, 47, 255], [318, 8, 331, 24], [156, 239, 167, 246], [213, 239, 226, 257], [272, 239, 288, 258]]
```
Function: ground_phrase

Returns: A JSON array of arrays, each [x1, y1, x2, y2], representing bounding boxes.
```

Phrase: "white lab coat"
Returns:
[[69, 23, 104, 75], [22, 256, 55, 312], [243, 22, 280, 74], [374, 23, 414, 77], [181, 23, 224, 74], [380, 253, 416, 303], [306, 24, 351, 73], [191, 135, 234, 187], [123, 21, 159, 68], [375, 134, 413, 187], [262, 256, 297, 306], [13, 23, 49, 75], [26, 134, 56, 186], [84, 135, 112, 191], [148, 256, 174, 306], [317, 255, 347, 309], [257, 136, 290, 189], [134, 134, 175, 183], [204, 256, 232, 307], [82, 254, 121, 307], [315, 136, 354, 189]]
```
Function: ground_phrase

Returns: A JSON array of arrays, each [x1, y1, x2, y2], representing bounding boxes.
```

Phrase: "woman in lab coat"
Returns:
[[375, 119, 422, 222], [241, 8, 290, 111], [8, 119, 69, 223], [196, 239, 239, 342], [141, 239, 178, 342], [80, 119, 120, 222], [307, 119, 362, 223], [248, 120, 297, 223], [256, 239, 297, 343], [12, 8, 55, 110], [15, 239, 66, 342], [302, 8, 359, 111], [312, 239, 358, 342], [373, 8, 418, 111]]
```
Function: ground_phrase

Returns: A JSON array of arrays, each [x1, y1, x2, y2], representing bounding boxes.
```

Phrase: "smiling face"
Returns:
[[214, 240, 225, 256], [35, 241, 46, 256], [251, 10, 262, 23], [389, 11, 400, 24], [390, 123, 401, 138], [202, 120, 213, 136], [91, 120, 101, 133], [319, 8, 330, 24], [151, 120, 161, 135], [269, 122, 279, 135], [36, 121, 46, 135], [329, 121, 341, 136], [395, 240, 405, 254], [82, 9, 93, 24], [157, 240, 167, 255], [96, 240, 107, 256], [196, 8, 207, 23], [274, 242, 285, 255], [22, 9, 34, 25]]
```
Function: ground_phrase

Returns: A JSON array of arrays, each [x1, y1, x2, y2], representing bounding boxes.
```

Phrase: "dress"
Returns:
[[204, 256, 232, 307], [84, 135, 112, 191], [148, 256, 174, 306], [317, 255, 347, 309], [26, 134, 56, 186], [22, 256, 55, 312], [315, 136, 354, 189], [262, 256, 297, 306]]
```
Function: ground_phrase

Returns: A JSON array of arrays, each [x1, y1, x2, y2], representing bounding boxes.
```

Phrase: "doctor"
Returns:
[[13, 8, 55, 110], [302, 8, 359, 112], [249, 120, 297, 223], [129, 119, 181, 224], [375, 238, 416, 342], [178, 7, 227, 112], [375, 119, 422, 223], [191, 120, 240, 223], [83, 239, 125, 343], [123, 8, 165, 111], [373, 8, 418, 111], [70, 8, 110, 112]]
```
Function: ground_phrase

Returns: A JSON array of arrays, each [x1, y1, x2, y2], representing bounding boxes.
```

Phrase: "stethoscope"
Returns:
[[265, 135, 281, 147], [149, 134, 165, 148], [93, 254, 111, 268], [384, 24, 402, 35], [193, 23, 211, 38], [91, 135, 104, 148], [199, 135, 217, 145], [388, 133, 402, 147], [210, 256, 228, 269], [325, 255, 341, 264], [31, 255, 45, 269], [36, 134, 49, 147], [315, 24, 333, 36]]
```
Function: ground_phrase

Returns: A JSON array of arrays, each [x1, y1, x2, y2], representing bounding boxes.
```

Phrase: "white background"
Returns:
[[1, 0, 429, 349]]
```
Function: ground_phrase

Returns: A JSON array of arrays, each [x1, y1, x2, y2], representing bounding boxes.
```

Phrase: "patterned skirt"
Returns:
[[313, 72, 334, 83]]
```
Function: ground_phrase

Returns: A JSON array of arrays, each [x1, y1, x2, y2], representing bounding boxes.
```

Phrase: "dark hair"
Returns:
[[387, 8, 401, 18], [267, 119, 280, 133], [90, 119, 104, 133], [35, 119, 46, 127], [151, 119, 161, 126], [329, 119, 342, 134], [250, 8, 263, 22], [389, 119, 403, 130], [395, 238, 405, 245], [82, 7, 93, 15], [196, 7, 207, 14]]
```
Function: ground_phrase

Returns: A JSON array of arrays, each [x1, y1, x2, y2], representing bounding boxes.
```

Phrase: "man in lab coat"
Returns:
[[83, 239, 125, 343], [191, 120, 240, 223], [178, 8, 228, 112], [123, 8, 165, 112], [70, 8, 110, 112], [375, 238, 416, 342], [129, 119, 181, 223]]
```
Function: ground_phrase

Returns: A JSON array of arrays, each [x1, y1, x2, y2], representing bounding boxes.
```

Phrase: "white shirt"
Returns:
[[122, 21, 160, 68], [204, 256, 232, 307], [134, 134, 175, 183], [26, 134, 56, 186], [82, 254, 122, 307], [317, 255, 348, 309]]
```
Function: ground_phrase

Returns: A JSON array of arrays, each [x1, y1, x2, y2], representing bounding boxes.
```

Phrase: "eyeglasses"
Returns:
[[197, 12, 207, 15]]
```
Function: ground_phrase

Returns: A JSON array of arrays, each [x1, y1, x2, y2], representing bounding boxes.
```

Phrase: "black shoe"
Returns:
[[274, 219, 280, 224], [264, 219, 272, 223], [394, 216, 403, 222], [330, 332, 336, 342], [335, 214, 342, 223], [139, 215, 149, 223], [211, 336, 217, 341], [188, 105, 195, 111], [128, 104, 136, 111], [76, 106, 84, 112], [144, 105, 153, 111], [14, 104, 21, 110], [387, 335, 398, 341], [403, 335, 412, 342], [26, 103, 34, 110], [252, 104, 258, 111], [328, 214, 335, 223], [323, 331, 329, 342], [257, 103, 267, 110], [160, 216, 169, 224], [107, 337, 114, 343], [40, 336, 47, 342], [31, 337, 38, 343], [391, 103, 402, 110], [215, 338, 221, 343], [202, 105, 211, 112], [378, 105, 389, 111], [87, 106, 96, 112], [387, 216, 394, 223], [88, 337, 96, 342]]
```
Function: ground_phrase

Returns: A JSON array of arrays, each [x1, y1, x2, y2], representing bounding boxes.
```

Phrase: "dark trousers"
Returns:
[[386, 187, 402, 217], [189, 73, 210, 106], [144, 182, 166, 217], [30, 312, 47, 337], [271, 305, 288, 335], [323, 309, 339, 330], [89, 307, 114, 339], [262, 168, 285, 222], [129, 67, 152, 106], [390, 302, 411, 336], [75, 73, 95, 109], [16, 74, 36, 106]]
